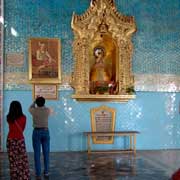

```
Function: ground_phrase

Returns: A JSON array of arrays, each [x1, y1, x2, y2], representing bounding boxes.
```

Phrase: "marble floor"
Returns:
[[1, 150, 180, 180]]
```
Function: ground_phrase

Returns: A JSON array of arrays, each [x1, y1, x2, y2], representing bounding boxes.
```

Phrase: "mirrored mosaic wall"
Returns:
[[0, 0, 3, 152], [3, 0, 180, 92], [1, 0, 180, 152]]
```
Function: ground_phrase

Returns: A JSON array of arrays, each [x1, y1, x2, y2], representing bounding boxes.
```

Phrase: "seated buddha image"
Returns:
[[90, 47, 112, 94], [32, 42, 57, 78]]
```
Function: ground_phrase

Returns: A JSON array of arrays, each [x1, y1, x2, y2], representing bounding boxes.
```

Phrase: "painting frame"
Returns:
[[33, 84, 58, 100], [28, 37, 61, 84]]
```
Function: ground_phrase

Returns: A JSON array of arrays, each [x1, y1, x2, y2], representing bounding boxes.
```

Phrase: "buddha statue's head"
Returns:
[[94, 47, 105, 59]]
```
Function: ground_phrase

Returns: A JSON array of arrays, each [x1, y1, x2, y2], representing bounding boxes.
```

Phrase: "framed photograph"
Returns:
[[29, 38, 61, 84], [90, 105, 116, 144], [33, 84, 58, 100]]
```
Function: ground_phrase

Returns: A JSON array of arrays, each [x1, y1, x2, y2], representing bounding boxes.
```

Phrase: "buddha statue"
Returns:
[[90, 47, 111, 94]]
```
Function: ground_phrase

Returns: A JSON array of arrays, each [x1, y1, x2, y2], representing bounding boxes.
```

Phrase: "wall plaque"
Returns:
[[6, 53, 24, 67], [33, 84, 58, 100], [90, 105, 116, 144]]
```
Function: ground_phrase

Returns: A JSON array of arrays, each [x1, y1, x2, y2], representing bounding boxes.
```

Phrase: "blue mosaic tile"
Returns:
[[4, 0, 180, 76]]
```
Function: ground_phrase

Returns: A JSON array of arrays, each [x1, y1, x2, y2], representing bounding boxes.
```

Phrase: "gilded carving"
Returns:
[[71, 0, 136, 101]]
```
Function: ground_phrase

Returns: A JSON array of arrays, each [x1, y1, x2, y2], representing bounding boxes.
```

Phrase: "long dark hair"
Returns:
[[7, 101, 24, 123]]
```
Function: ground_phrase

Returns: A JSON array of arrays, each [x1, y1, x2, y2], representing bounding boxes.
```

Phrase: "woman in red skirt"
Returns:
[[6, 101, 30, 180]]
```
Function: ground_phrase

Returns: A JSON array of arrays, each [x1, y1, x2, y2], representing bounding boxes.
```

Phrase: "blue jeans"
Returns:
[[32, 129, 50, 176]]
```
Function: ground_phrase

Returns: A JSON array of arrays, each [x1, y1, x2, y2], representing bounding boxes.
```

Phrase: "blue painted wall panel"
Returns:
[[3, 91, 180, 151]]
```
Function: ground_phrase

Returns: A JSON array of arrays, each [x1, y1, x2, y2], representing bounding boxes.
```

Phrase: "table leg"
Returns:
[[133, 134, 136, 155], [87, 134, 91, 154], [130, 135, 132, 150]]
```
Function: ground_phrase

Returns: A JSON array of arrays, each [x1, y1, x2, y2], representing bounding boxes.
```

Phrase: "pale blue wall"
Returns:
[[3, 91, 180, 152], [3, 0, 180, 152]]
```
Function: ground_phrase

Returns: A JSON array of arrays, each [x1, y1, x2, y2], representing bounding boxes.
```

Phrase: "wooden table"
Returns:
[[83, 131, 139, 155]]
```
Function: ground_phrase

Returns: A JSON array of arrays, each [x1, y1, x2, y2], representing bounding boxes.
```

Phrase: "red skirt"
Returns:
[[7, 138, 30, 180]]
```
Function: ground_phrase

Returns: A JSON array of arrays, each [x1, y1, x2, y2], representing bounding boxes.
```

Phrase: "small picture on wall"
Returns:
[[6, 53, 24, 67], [33, 84, 58, 100], [29, 38, 61, 84]]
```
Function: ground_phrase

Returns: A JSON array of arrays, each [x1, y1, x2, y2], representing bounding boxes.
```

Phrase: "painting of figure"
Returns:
[[29, 38, 61, 83]]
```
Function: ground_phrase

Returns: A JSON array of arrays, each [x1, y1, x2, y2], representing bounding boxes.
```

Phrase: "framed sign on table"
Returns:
[[90, 105, 116, 144], [28, 38, 61, 84], [33, 84, 58, 100]]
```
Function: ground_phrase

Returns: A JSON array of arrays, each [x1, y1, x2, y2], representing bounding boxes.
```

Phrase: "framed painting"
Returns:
[[29, 38, 61, 84], [33, 84, 58, 100], [90, 105, 116, 144]]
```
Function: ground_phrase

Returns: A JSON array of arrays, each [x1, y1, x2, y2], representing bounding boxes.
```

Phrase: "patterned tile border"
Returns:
[[134, 74, 180, 92], [4, 72, 180, 92]]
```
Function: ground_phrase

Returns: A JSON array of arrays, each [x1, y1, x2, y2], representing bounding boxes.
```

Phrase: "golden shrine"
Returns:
[[71, 0, 136, 102]]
